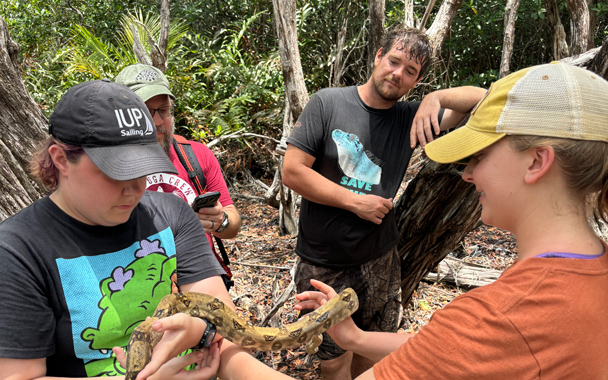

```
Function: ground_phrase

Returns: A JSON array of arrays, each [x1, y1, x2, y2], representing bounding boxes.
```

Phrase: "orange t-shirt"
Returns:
[[374, 251, 608, 379]]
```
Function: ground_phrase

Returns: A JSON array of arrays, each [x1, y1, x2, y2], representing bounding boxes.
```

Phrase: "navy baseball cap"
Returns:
[[48, 79, 177, 180]]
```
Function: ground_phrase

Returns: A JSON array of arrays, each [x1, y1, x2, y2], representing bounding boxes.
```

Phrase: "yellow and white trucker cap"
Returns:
[[425, 62, 608, 164]]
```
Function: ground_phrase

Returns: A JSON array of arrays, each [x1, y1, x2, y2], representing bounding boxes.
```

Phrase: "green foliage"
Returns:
[[1, 0, 153, 60], [6, 0, 608, 142], [62, 9, 187, 80], [168, 12, 284, 141]]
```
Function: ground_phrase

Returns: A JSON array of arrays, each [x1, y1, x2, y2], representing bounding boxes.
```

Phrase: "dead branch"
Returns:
[[207, 130, 280, 148], [424, 256, 503, 288]]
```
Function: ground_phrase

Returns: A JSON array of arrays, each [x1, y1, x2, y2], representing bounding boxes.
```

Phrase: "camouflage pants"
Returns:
[[294, 247, 403, 360]]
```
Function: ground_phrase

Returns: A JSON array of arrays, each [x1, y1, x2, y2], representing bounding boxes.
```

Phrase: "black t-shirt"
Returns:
[[288, 86, 438, 268], [0, 191, 224, 377]]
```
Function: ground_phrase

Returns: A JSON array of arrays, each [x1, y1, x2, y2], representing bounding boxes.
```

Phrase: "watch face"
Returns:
[[204, 323, 217, 347], [204, 330, 216, 347]]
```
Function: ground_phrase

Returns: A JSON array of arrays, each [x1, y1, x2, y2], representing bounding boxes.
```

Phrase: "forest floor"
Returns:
[[218, 179, 518, 379]]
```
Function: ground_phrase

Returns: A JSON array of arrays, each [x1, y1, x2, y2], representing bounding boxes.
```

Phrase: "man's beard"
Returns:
[[158, 123, 174, 156], [371, 75, 404, 102]]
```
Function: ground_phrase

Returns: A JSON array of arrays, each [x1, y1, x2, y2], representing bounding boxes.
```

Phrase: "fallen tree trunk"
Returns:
[[424, 256, 503, 288]]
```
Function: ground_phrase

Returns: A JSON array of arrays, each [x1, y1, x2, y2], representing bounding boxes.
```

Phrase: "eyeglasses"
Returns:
[[148, 105, 175, 119]]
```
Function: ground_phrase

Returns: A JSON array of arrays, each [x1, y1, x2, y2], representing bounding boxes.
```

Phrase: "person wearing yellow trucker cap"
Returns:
[[290, 62, 608, 379]]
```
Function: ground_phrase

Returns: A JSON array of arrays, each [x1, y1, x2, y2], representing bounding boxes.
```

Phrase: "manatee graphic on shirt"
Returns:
[[332, 129, 382, 186]]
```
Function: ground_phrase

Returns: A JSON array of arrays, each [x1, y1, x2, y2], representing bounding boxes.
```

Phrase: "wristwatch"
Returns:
[[215, 211, 230, 233], [193, 319, 216, 350]]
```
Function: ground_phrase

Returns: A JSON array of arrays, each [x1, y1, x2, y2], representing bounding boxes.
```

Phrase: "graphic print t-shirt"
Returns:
[[0, 192, 224, 377], [287, 86, 424, 268]]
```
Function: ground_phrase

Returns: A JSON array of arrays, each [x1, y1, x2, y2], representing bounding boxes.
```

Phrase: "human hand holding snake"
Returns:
[[123, 288, 358, 380]]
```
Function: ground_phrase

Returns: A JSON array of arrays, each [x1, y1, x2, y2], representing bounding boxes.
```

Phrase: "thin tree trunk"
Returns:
[[499, 0, 521, 78], [0, 17, 47, 220], [425, 0, 463, 56], [271, 0, 309, 235], [368, 0, 385, 76], [130, 0, 170, 71], [331, 17, 348, 87], [567, 0, 590, 55], [403, 0, 415, 28], [276, 96, 298, 234], [418, 0, 437, 30], [151, 0, 170, 71], [545, 0, 569, 60], [587, 0, 596, 49]]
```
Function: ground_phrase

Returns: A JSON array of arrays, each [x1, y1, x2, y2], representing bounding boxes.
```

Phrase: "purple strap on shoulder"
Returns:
[[535, 251, 605, 259]]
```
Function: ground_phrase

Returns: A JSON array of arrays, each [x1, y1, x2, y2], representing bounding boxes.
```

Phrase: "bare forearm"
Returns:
[[218, 342, 293, 380], [344, 329, 412, 363], [434, 86, 486, 113]]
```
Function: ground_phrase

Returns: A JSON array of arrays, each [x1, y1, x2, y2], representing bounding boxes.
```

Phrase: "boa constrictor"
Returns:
[[125, 288, 358, 380]]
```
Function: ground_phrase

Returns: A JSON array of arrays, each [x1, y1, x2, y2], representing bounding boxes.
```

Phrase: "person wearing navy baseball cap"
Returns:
[[48, 79, 177, 181], [0, 79, 240, 378]]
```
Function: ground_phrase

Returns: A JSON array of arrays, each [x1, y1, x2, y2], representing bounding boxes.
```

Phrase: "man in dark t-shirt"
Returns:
[[282, 27, 486, 380]]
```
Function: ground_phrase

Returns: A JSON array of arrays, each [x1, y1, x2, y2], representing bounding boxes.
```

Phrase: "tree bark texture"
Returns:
[[272, 0, 309, 235], [425, 0, 463, 57], [587, 0, 596, 49], [151, 0, 170, 72], [368, 0, 385, 76], [499, 0, 521, 78], [130, 23, 153, 66], [587, 39, 608, 80], [562, 38, 608, 80], [330, 17, 348, 88], [395, 161, 481, 307], [545, 0, 569, 60], [567, 0, 590, 56], [403, 0, 415, 28], [0, 18, 47, 221]]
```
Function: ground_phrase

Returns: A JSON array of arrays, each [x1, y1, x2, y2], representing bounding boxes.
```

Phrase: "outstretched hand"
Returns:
[[294, 279, 360, 350]]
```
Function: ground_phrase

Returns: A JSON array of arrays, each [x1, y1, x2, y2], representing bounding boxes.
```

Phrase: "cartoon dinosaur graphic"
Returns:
[[332, 129, 382, 185], [80, 238, 176, 376]]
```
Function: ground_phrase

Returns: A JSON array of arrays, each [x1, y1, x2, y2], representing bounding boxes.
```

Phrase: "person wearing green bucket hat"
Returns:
[[115, 63, 242, 291], [290, 62, 608, 379]]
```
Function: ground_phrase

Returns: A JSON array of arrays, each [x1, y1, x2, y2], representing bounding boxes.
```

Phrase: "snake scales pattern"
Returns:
[[125, 288, 359, 380]]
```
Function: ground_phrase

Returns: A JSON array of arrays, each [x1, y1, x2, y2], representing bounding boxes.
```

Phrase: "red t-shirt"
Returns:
[[146, 138, 233, 252], [374, 249, 608, 379]]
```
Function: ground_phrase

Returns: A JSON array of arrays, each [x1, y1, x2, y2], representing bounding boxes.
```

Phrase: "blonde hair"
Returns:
[[29, 137, 85, 190], [509, 135, 608, 225]]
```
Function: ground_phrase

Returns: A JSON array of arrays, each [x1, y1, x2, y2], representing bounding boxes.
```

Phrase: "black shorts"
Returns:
[[294, 247, 403, 361]]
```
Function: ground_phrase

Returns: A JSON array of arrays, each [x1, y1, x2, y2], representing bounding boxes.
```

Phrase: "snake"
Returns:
[[125, 288, 358, 380]]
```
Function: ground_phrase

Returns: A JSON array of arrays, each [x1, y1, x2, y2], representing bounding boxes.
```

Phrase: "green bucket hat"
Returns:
[[114, 63, 175, 102]]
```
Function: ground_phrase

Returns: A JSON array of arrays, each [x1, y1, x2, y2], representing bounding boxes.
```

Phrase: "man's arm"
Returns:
[[282, 145, 393, 225], [410, 86, 487, 148]]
